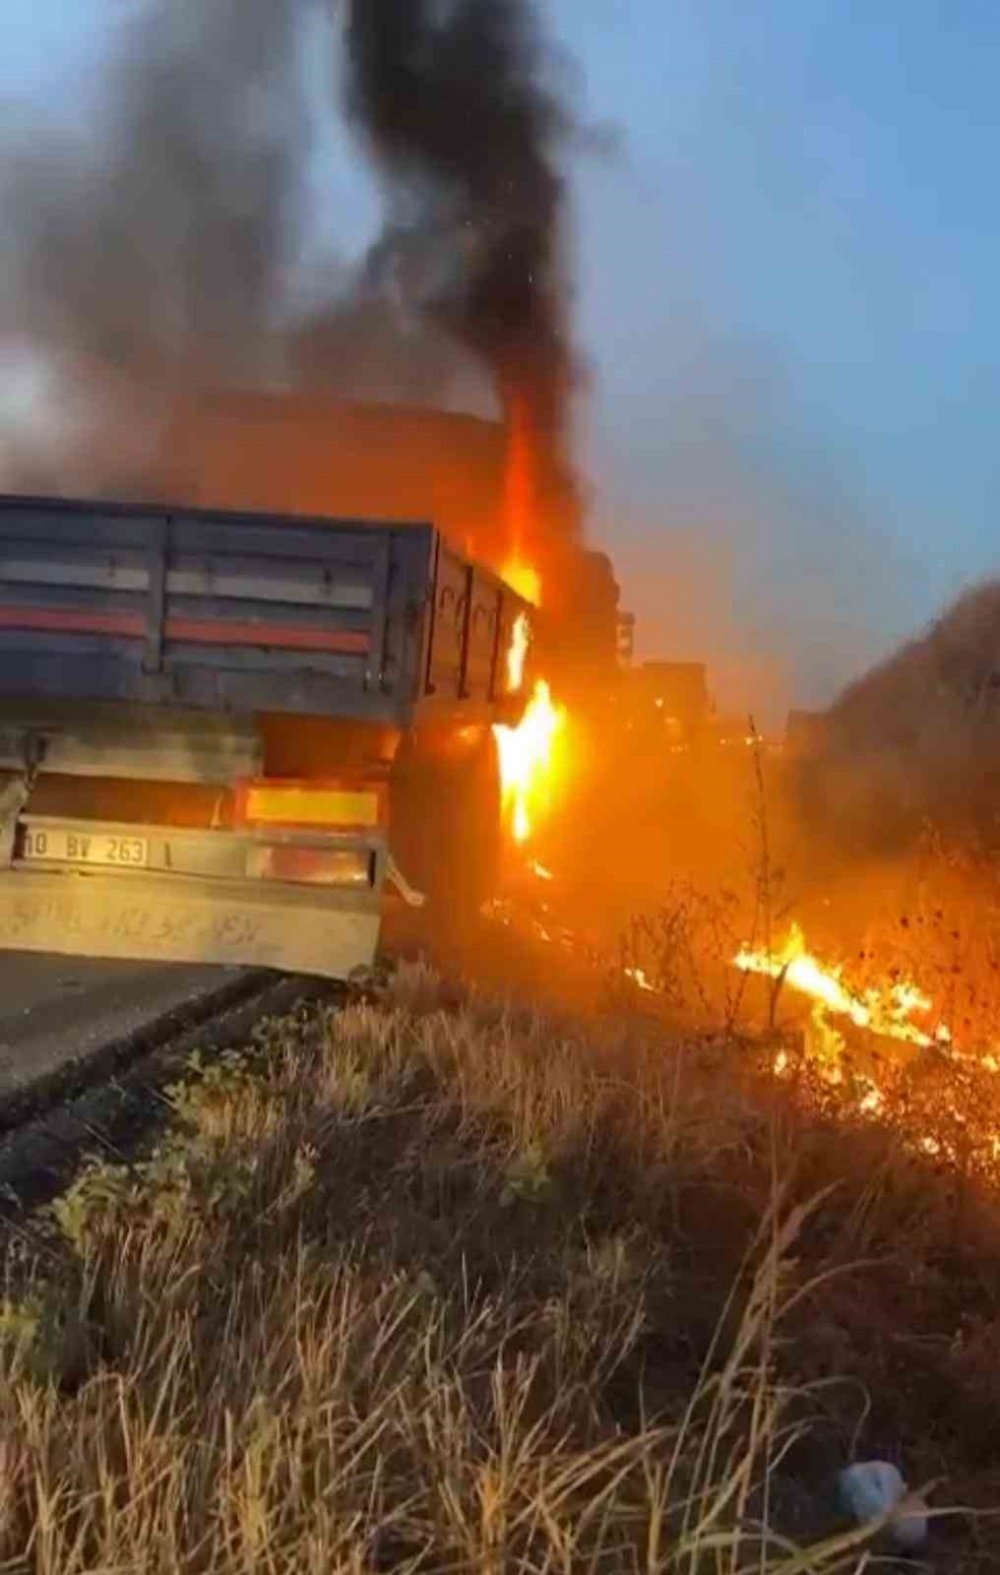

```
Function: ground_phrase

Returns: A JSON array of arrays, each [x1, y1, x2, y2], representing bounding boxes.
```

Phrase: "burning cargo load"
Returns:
[[159, 392, 520, 589], [796, 580, 1000, 851]]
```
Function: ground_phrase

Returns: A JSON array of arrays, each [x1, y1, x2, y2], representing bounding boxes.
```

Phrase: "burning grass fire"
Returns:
[[728, 909, 1000, 1177], [487, 831, 1000, 1193], [734, 922, 952, 1050]]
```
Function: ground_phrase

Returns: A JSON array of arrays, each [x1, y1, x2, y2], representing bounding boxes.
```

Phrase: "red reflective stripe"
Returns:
[[165, 618, 369, 654], [0, 607, 144, 636], [0, 606, 367, 654]]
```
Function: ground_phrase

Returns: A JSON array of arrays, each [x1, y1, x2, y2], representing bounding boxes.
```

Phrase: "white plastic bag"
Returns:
[[838, 1460, 928, 1551]]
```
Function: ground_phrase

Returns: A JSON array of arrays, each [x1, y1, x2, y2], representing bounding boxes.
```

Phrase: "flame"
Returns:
[[729, 920, 1000, 1177], [494, 679, 566, 845], [482, 879, 1000, 1182], [624, 965, 657, 994], [503, 559, 542, 606], [500, 391, 543, 606], [734, 922, 940, 1048], [506, 610, 532, 692]]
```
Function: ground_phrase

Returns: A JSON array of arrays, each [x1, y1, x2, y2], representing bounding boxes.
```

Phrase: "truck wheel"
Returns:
[[390, 732, 502, 928]]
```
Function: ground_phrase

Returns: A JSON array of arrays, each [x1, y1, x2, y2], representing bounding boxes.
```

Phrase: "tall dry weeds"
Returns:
[[0, 977, 965, 1570]]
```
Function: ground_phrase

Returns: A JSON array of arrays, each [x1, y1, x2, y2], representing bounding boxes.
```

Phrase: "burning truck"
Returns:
[[0, 0, 626, 978], [0, 394, 617, 979]]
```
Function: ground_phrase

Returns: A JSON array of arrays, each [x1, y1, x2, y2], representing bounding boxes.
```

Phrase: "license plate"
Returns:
[[20, 827, 150, 870]]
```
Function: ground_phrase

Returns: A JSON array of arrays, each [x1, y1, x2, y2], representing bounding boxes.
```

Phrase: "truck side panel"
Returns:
[[0, 497, 437, 726], [423, 540, 521, 708], [0, 493, 537, 979]]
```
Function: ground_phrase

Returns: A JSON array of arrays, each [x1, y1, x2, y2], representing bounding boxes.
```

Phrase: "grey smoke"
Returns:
[[2, 0, 305, 386], [0, 0, 493, 496], [290, 226, 497, 417]]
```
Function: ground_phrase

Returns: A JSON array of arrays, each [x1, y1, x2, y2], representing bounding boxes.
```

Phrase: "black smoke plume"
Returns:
[[343, 0, 582, 558]]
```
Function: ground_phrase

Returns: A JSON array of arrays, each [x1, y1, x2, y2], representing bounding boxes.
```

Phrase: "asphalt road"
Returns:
[[0, 953, 245, 1101]]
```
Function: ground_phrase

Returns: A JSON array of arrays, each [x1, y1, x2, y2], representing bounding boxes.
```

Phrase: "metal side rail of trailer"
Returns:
[[0, 494, 535, 978], [0, 493, 533, 725]]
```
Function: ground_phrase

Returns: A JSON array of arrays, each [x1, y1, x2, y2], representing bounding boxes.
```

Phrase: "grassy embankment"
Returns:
[[0, 860, 999, 1572]]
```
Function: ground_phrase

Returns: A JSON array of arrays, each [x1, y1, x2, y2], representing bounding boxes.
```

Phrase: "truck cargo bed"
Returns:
[[0, 494, 531, 728]]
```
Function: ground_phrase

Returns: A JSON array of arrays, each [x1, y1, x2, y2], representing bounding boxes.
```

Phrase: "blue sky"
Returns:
[[3, 0, 998, 713]]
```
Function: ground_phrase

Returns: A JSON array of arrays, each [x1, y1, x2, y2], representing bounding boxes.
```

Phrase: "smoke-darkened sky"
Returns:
[[2, 0, 997, 719]]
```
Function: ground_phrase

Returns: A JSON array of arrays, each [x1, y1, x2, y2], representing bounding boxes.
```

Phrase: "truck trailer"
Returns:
[[0, 492, 535, 978]]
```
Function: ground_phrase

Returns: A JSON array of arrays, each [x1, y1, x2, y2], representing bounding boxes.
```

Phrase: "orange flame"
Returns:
[[494, 679, 565, 844], [730, 921, 1000, 1174], [502, 559, 542, 606], [734, 922, 946, 1048], [505, 610, 531, 692], [501, 391, 543, 606]]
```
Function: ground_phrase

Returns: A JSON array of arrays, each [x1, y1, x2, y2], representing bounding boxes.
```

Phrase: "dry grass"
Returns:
[[0, 964, 995, 1569]]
